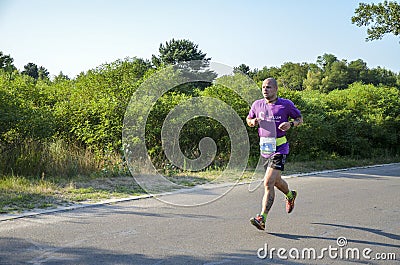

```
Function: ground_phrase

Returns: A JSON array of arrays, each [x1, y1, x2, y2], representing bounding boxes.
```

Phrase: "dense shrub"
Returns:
[[1, 62, 399, 177]]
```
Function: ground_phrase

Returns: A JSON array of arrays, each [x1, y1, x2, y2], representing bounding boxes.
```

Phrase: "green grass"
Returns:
[[0, 177, 62, 213], [0, 175, 144, 214], [1, 156, 399, 214]]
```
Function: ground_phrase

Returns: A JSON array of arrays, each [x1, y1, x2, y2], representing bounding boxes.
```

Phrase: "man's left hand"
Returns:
[[278, 122, 292, 131]]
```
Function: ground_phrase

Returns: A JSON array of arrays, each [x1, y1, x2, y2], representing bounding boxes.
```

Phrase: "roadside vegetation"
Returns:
[[1, 38, 399, 214]]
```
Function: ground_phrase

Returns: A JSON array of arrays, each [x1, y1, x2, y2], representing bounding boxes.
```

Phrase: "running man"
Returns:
[[247, 78, 303, 230]]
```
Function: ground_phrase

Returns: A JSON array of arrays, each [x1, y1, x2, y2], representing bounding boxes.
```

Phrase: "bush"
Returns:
[[1, 60, 399, 178]]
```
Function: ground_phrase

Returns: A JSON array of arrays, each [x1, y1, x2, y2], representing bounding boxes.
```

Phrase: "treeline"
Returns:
[[0, 39, 399, 177], [242, 53, 399, 92]]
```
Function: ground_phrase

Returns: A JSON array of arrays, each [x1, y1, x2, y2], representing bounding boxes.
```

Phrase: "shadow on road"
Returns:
[[268, 227, 400, 249], [312, 222, 400, 241], [0, 237, 308, 265]]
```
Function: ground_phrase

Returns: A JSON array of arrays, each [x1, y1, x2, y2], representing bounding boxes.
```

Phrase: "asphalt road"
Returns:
[[0, 164, 399, 265]]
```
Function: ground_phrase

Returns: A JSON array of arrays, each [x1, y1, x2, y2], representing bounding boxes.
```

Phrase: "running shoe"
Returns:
[[286, 190, 297, 213], [250, 214, 265, 230]]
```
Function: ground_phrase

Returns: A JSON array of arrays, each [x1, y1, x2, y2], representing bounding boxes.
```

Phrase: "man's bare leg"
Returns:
[[251, 164, 297, 230], [261, 167, 283, 216], [262, 167, 296, 216], [275, 174, 289, 195]]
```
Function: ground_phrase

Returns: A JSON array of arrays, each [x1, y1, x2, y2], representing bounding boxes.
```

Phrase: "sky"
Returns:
[[0, 0, 399, 78]]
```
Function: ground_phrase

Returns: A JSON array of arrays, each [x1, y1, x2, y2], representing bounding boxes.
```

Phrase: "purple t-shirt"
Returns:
[[248, 98, 301, 157]]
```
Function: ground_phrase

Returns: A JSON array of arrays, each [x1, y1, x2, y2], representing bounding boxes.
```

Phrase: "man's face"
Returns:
[[262, 80, 277, 100]]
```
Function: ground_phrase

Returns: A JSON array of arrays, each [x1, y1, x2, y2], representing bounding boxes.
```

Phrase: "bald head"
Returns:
[[262, 78, 278, 102], [263, 78, 278, 89]]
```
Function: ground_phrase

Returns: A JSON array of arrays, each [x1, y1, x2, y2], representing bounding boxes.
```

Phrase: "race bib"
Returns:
[[260, 137, 276, 155]]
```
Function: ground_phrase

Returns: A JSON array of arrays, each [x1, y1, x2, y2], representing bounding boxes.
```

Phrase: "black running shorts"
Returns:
[[261, 154, 287, 171]]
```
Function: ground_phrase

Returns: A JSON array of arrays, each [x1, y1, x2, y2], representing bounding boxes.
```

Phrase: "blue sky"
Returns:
[[0, 0, 399, 78]]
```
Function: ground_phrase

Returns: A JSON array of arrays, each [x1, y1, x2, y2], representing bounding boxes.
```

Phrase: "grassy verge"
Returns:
[[0, 175, 144, 214], [1, 156, 399, 214]]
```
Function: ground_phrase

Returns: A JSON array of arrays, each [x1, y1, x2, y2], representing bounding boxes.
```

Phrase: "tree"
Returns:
[[368, 66, 397, 86], [151, 39, 211, 67], [397, 73, 400, 87], [352, 1, 400, 42], [321, 60, 351, 92], [38, 66, 50, 80], [53, 71, 70, 82], [278, 62, 309, 90], [151, 39, 216, 93], [303, 63, 323, 90], [0, 51, 16, 73], [22, 63, 39, 79], [316, 53, 338, 72], [252, 66, 281, 83], [234, 64, 251, 75], [21, 63, 50, 80], [348, 59, 369, 84]]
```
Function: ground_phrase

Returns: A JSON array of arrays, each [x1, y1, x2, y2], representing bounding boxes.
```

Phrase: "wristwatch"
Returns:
[[290, 121, 294, 127]]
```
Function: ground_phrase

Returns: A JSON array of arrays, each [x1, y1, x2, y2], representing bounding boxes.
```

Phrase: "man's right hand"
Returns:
[[247, 117, 260, 127]]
